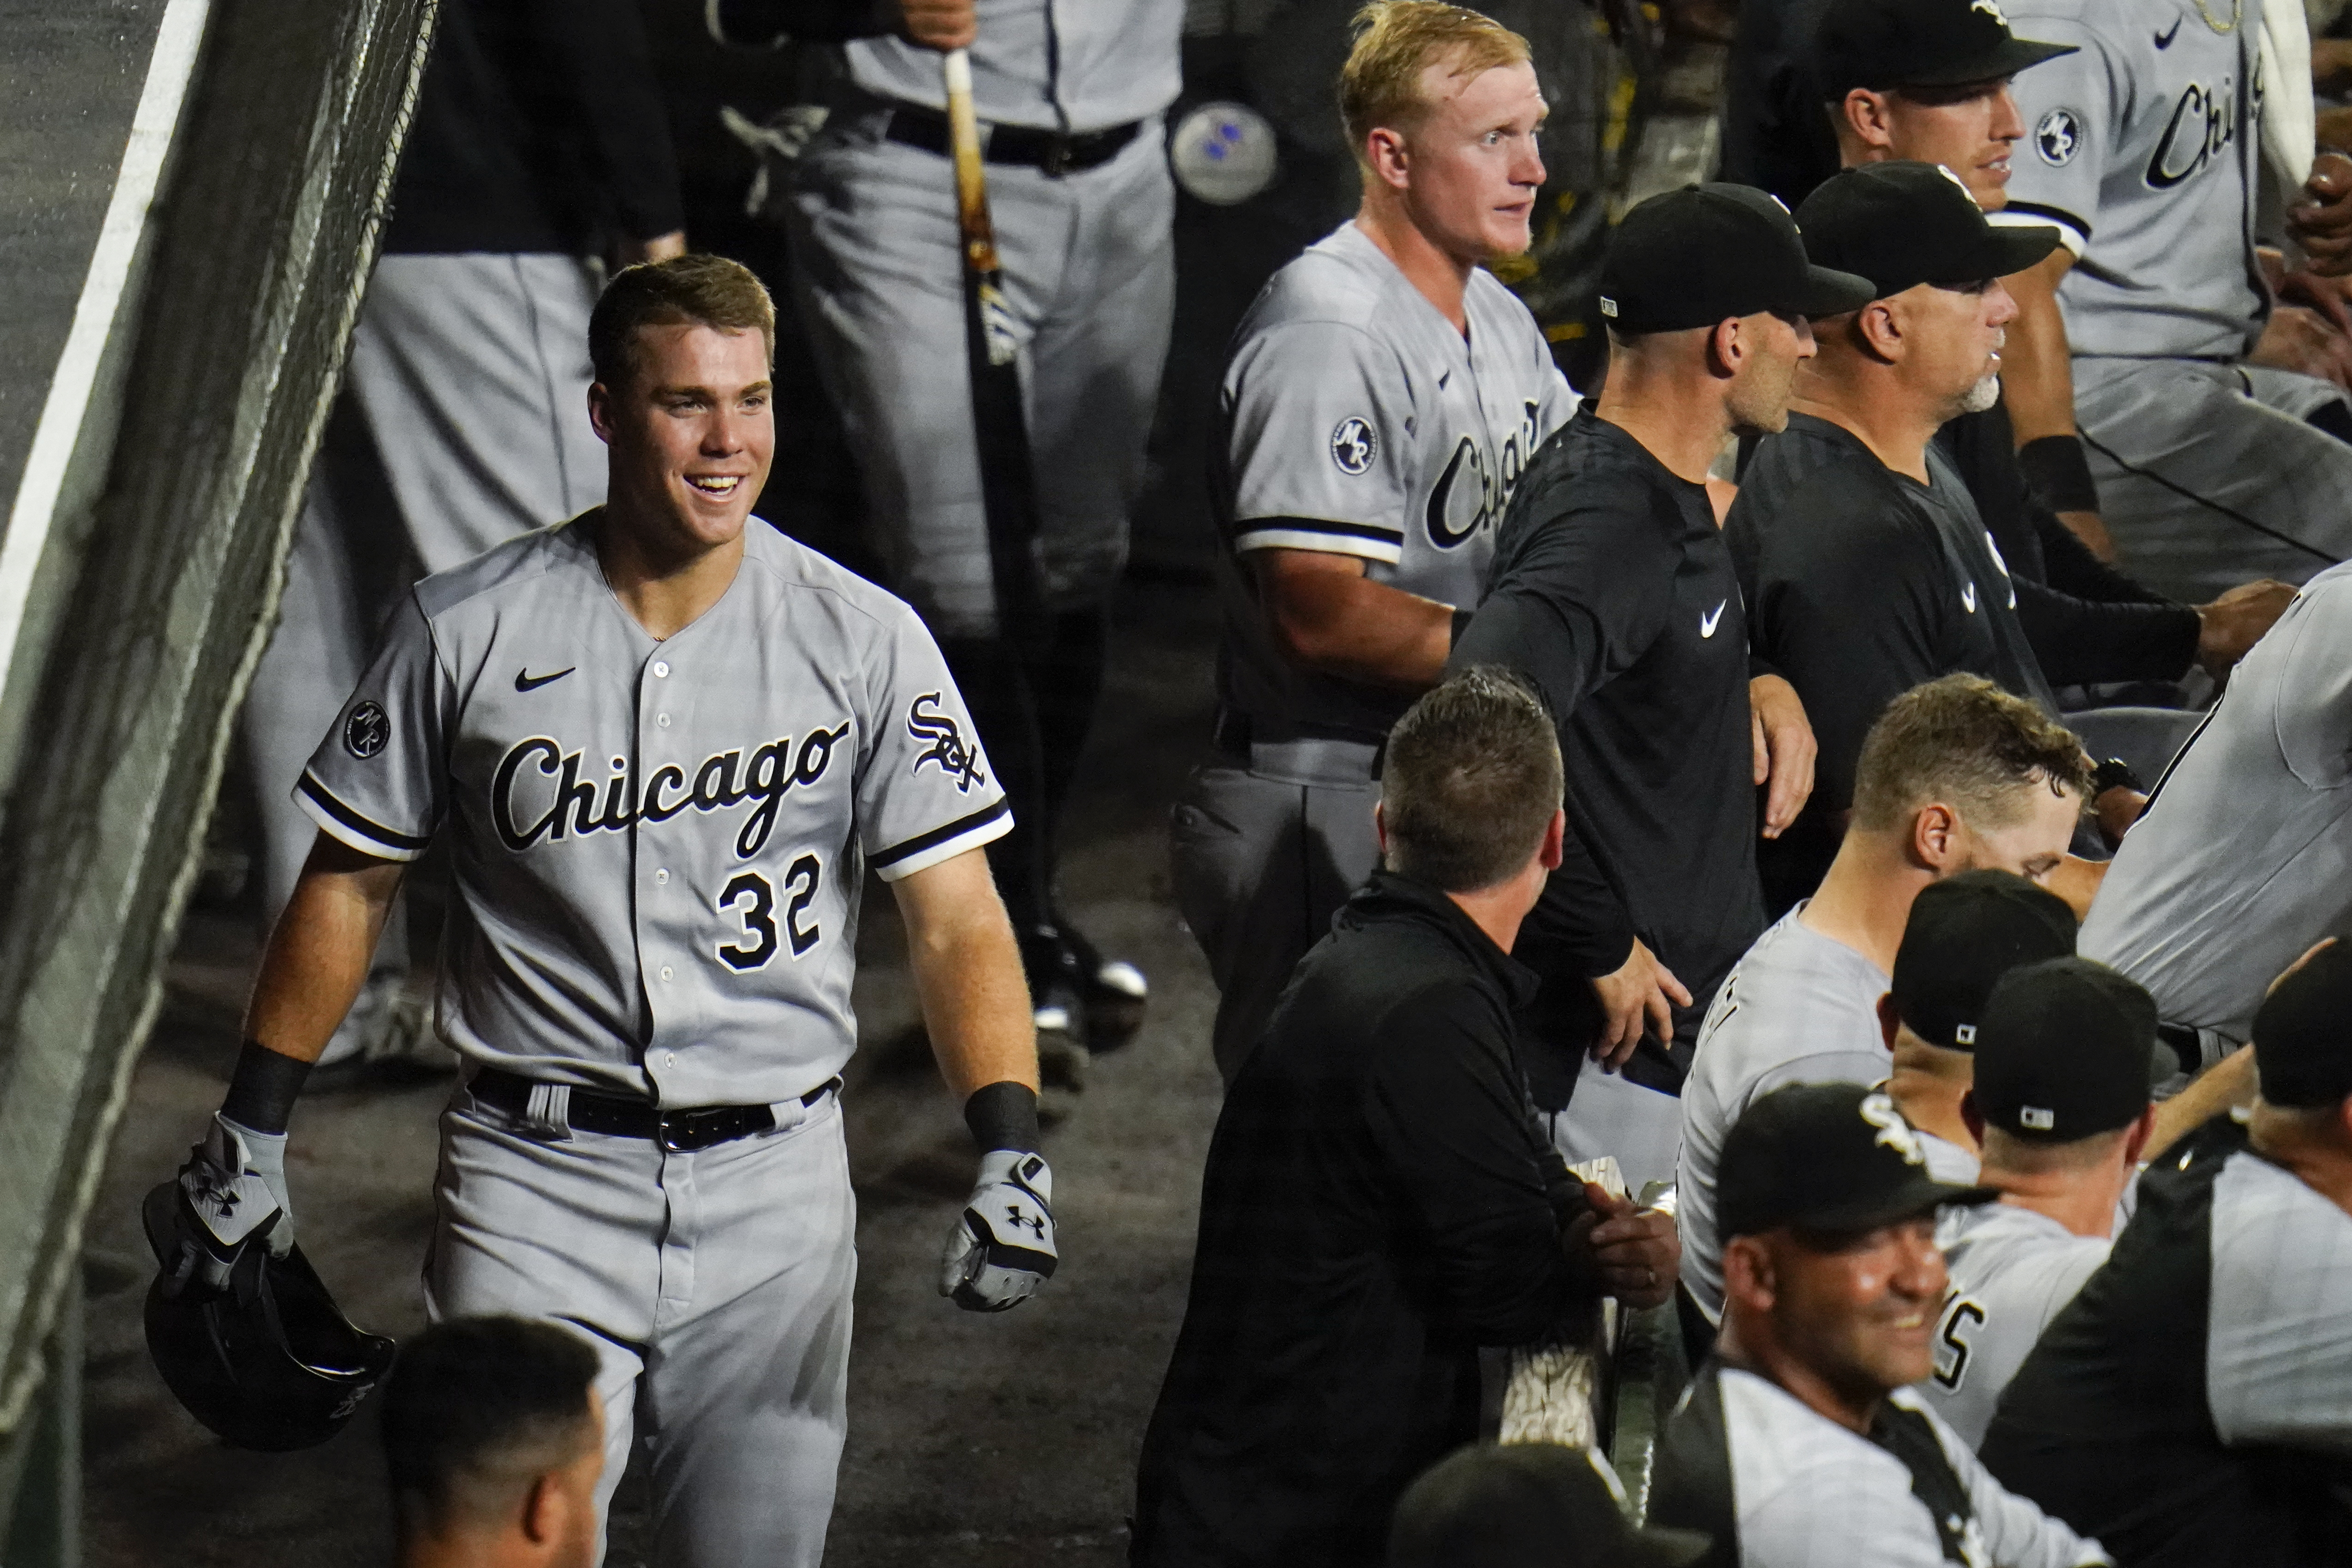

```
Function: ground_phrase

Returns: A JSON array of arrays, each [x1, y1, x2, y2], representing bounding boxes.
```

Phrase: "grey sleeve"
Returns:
[[295, 595, 451, 863], [854, 601, 1013, 882], [2268, 578, 2352, 789], [2206, 1152, 2352, 1453], [1997, 2, 2122, 255], [1224, 320, 1416, 563]]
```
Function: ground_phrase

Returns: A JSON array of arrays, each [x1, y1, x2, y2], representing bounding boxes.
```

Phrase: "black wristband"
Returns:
[[2090, 757, 2144, 796], [2017, 435, 2101, 515], [220, 1038, 312, 1135], [963, 1080, 1041, 1154], [1450, 606, 1474, 647]]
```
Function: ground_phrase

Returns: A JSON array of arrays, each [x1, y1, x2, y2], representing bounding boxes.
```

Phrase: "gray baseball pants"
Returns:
[[426, 1084, 855, 1568], [782, 108, 1175, 637], [241, 254, 604, 1057], [2076, 355, 2352, 604], [1169, 738, 1383, 1081]]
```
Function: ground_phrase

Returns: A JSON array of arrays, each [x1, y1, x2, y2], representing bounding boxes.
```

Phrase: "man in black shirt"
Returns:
[[1726, 162, 2137, 914], [1130, 668, 1678, 1568], [1981, 940, 2352, 1563], [1450, 183, 1869, 1191]]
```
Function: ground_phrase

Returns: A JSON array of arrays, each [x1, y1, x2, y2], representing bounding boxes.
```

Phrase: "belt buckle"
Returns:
[[1042, 133, 1073, 178], [660, 1106, 739, 1153]]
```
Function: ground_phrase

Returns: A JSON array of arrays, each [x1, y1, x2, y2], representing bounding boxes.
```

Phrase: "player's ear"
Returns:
[[1723, 1234, 1776, 1312], [1855, 297, 1903, 360], [1960, 1089, 1986, 1146], [1841, 87, 1895, 151], [586, 379, 617, 446], [1364, 125, 1412, 190], [1910, 801, 1960, 870], [1372, 800, 1392, 866], [1538, 808, 1565, 873], [2121, 1103, 2157, 1166], [1706, 316, 1745, 379], [1875, 991, 1900, 1049]]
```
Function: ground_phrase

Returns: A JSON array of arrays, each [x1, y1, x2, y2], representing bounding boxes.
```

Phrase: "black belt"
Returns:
[[883, 104, 1142, 176], [1210, 707, 1388, 761], [470, 1066, 840, 1153]]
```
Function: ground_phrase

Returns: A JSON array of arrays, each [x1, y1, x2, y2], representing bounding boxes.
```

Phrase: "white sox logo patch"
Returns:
[[344, 701, 390, 759], [1860, 1092, 1929, 1166], [1330, 417, 1376, 476], [492, 721, 851, 859], [908, 694, 985, 793], [2035, 107, 2081, 166]]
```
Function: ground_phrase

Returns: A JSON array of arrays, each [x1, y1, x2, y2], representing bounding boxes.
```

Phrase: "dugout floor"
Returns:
[[79, 568, 1224, 1567]]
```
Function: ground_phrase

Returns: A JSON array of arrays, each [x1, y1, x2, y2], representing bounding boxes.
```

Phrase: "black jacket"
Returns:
[[1453, 408, 1765, 1104], [1131, 873, 1599, 1568]]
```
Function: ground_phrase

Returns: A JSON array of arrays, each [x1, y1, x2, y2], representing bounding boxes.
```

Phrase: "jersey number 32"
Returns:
[[716, 855, 822, 970]]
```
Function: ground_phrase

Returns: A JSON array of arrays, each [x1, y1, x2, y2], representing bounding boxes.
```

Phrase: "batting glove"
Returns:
[[938, 1149, 1057, 1312], [152, 1115, 294, 1296]]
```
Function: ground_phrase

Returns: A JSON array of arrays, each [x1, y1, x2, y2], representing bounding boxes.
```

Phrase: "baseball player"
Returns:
[[1994, 0, 2352, 601], [2078, 560, 2352, 1059], [1920, 958, 2161, 1450], [154, 256, 1054, 1566], [719, 0, 1183, 1048], [1170, 0, 1574, 1080], [241, 0, 685, 1077], [1982, 942, 2352, 1562], [1648, 1082, 2109, 1568]]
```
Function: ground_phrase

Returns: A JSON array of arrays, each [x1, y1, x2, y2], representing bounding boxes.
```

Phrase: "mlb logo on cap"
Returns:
[[1600, 296, 1619, 318], [2020, 1106, 2056, 1131]]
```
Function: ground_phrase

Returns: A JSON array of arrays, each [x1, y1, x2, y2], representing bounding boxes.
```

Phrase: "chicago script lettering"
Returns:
[[493, 720, 853, 858]]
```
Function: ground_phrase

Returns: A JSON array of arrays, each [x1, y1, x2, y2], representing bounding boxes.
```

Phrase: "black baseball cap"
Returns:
[[1973, 958, 2156, 1142], [1891, 870, 2078, 1051], [1718, 1082, 1998, 1239], [1796, 162, 2063, 299], [1388, 1443, 1711, 1568], [1597, 183, 1876, 334], [2252, 939, 2352, 1109], [1813, 0, 2078, 98]]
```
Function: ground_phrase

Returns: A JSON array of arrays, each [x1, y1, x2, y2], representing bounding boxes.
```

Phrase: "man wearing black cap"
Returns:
[[1649, 1081, 2109, 1567], [1918, 957, 2159, 1451], [1678, 680, 2090, 1334], [1131, 669, 1678, 1568], [1725, 161, 2137, 911], [1387, 1443, 1709, 1568], [1982, 940, 2352, 1563], [1802, 0, 2295, 720], [1448, 183, 1869, 1195]]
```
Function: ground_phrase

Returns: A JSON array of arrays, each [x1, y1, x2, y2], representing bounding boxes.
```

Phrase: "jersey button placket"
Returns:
[[640, 652, 684, 1100]]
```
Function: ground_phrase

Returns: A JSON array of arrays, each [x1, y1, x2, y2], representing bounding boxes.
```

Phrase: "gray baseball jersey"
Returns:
[[837, 0, 1182, 131], [1928, 1204, 2112, 1450], [2205, 1147, 2352, 1450], [297, 517, 1010, 1105], [1215, 221, 1574, 735], [1995, 0, 2267, 360], [2080, 561, 2352, 1039], [1677, 905, 1893, 1323], [1654, 1367, 2111, 1567]]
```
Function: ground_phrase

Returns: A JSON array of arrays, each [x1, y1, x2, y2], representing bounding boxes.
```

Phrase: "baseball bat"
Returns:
[[943, 48, 1045, 641]]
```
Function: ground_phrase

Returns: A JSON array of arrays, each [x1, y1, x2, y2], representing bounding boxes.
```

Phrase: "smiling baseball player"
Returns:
[[152, 255, 1051, 1565]]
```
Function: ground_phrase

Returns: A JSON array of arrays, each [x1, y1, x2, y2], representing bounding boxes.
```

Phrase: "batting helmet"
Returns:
[[140, 1179, 396, 1452]]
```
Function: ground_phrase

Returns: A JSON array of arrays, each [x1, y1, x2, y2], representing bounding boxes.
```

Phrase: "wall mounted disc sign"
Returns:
[[1170, 102, 1279, 206]]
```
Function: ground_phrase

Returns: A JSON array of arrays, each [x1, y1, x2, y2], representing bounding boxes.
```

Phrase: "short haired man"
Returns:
[[1448, 184, 1862, 1192], [1983, 943, 2352, 1562], [384, 1317, 605, 1568], [2081, 561, 2352, 1067], [1648, 1082, 2109, 1567], [154, 256, 1050, 1563], [1387, 1442, 1709, 1568], [1807, 0, 2294, 714], [1132, 668, 1677, 1568], [1677, 679, 2087, 1330], [1725, 162, 2150, 909], [1918, 958, 2159, 1450], [1173, 0, 1574, 1080]]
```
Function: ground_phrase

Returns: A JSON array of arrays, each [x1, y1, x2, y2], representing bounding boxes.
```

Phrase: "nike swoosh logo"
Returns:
[[1961, 582, 1979, 613], [2155, 16, 2180, 45], [515, 666, 575, 692], [1438, 369, 1452, 390], [1700, 600, 1726, 638]]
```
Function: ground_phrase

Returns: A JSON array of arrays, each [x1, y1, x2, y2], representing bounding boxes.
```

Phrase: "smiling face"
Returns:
[[589, 321, 774, 562], [1381, 57, 1548, 262], [1881, 80, 2028, 210], [1766, 1216, 1949, 1400]]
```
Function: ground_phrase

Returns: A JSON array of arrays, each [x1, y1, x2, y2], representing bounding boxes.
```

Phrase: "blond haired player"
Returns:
[[1171, 0, 1573, 1080]]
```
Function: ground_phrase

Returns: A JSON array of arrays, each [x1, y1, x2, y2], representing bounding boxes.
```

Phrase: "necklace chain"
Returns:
[[2188, 0, 2241, 33]]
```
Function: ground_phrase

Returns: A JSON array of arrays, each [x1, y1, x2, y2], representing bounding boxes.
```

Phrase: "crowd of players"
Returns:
[[134, 0, 2352, 1562]]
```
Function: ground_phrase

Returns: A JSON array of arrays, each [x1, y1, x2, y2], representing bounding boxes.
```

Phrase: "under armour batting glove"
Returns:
[[938, 1149, 1057, 1312], [157, 1115, 294, 1295]]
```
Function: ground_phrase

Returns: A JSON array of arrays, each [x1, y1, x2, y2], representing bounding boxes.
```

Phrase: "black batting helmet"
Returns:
[[141, 1180, 396, 1452]]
